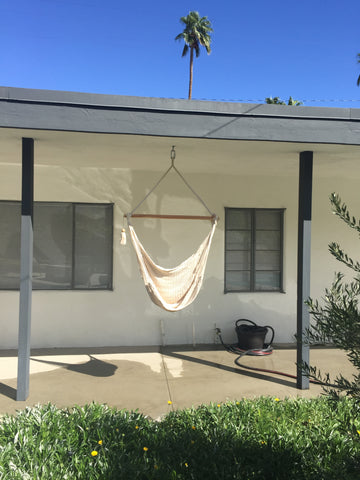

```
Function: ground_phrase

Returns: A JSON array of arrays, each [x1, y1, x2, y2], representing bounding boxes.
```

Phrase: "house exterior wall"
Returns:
[[1, 155, 359, 349]]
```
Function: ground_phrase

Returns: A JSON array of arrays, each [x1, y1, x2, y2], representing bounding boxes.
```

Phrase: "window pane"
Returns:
[[255, 271, 281, 291], [33, 204, 72, 289], [256, 210, 281, 230], [0, 202, 20, 289], [225, 207, 283, 293], [226, 209, 251, 229], [255, 251, 280, 271], [226, 250, 251, 270], [256, 231, 280, 250], [226, 231, 251, 250], [74, 204, 112, 289], [225, 271, 250, 291]]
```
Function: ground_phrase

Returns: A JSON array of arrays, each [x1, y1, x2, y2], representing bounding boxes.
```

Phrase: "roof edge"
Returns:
[[1, 86, 359, 121]]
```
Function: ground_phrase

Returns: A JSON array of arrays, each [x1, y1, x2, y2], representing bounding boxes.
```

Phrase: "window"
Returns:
[[225, 208, 284, 292], [0, 201, 113, 290]]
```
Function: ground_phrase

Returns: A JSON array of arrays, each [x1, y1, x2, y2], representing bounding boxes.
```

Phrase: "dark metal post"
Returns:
[[297, 151, 313, 389], [17, 138, 34, 401]]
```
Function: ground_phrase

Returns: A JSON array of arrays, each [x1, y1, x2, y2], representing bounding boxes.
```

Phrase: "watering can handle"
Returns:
[[235, 319, 257, 328], [263, 325, 275, 346]]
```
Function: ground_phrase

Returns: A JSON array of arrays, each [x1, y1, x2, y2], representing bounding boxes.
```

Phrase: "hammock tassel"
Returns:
[[120, 228, 127, 245]]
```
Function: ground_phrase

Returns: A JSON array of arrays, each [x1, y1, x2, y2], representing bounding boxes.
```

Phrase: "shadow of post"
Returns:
[[0, 383, 16, 400], [162, 348, 297, 389], [30, 355, 118, 377]]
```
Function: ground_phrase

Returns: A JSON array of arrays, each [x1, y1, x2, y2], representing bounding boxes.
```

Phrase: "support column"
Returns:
[[16, 138, 34, 401], [297, 151, 313, 389]]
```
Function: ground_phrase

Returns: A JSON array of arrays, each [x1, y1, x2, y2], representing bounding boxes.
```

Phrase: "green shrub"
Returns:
[[306, 193, 360, 400], [0, 398, 360, 479]]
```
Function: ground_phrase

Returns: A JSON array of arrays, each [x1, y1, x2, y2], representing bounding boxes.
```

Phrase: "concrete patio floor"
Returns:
[[0, 346, 355, 419]]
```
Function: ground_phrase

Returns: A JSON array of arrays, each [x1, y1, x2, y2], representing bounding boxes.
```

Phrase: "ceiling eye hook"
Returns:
[[170, 145, 176, 166]]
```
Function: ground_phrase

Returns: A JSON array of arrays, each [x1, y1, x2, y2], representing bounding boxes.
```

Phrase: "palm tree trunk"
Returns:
[[188, 47, 194, 99]]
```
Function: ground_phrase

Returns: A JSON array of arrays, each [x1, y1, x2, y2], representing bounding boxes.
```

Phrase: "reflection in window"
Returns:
[[225, 208, 284, 292], [0, 201, 113, 290]]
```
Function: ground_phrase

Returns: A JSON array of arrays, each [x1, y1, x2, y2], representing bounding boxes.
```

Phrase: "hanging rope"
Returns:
[[126, 146, 217, 223]]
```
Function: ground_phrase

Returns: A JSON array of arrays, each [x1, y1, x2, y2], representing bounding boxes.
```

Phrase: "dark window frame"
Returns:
[[224, 207, 285, 293], [0, 200, 114, 291]]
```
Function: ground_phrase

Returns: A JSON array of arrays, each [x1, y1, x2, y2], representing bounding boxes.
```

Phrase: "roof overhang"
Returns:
[[1, 86, 360, 145], [0, 86, 359, 177]]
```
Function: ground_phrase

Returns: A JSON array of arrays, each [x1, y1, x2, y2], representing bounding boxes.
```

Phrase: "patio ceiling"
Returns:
[[1, 127, 360, 178]]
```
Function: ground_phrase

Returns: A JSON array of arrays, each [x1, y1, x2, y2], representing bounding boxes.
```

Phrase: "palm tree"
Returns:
[[175, 11, 213, 100]]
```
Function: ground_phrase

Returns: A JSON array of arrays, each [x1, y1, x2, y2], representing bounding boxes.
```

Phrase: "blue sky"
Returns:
[[2, 0, 360, 107]]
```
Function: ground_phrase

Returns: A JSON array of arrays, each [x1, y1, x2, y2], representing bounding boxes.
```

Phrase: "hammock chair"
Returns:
[[125, 147, 218, 312]]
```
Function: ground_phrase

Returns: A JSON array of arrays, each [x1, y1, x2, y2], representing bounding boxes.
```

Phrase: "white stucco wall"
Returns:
[[1, 154, 359, 349]]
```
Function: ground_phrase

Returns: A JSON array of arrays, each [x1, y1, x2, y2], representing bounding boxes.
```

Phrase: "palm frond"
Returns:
[[182, 44, 189, 57], [175, 10, 213, 57]]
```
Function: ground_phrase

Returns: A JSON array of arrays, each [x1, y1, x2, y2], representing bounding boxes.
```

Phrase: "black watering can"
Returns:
[[235, 319, 275, 351]]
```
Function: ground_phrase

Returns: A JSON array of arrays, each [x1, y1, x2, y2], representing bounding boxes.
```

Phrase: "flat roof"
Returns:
[[1, 86, 360, 145]]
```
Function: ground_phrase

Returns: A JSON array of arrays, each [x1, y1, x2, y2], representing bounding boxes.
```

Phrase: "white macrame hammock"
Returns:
[[125, 147, 218, 312], [128, 219, 217, 312]]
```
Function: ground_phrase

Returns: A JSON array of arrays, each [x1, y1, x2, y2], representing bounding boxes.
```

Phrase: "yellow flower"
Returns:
[[192, 426, 196, 430], [217, 404, 221, 408], [135, 426, 139, 430], [91, 450, 98, 457], [98, 440, 103, 445], [185, 462, 188, 467], [274, 398, 280, 402], [143, 447, 148, 452], [168, 400, 172, 405], [236, 402, 240, 405], [357, 430, 360, 435], [116, 428, 119, 432]]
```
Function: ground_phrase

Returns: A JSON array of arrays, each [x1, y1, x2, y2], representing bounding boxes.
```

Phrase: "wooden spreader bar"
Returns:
[[125, 213, 217, 221]]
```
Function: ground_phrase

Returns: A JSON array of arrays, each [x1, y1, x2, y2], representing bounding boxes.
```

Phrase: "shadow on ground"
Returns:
[[30, 355, 118, 377]]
